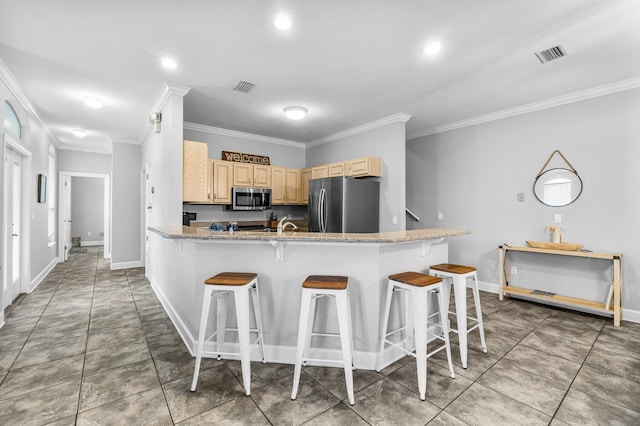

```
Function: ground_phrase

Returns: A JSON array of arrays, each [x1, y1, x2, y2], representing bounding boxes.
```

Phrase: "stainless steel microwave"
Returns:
[[227, 187, 272, 211]]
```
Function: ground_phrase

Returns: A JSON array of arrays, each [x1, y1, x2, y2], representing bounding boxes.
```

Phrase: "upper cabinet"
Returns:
[[183, 140, 209, 203], [346, 157, 382, 177], [233, 163, 271, 188], [312, 165, 329, 179], [211, 160, 233, 204], [272, 167, 302, 205], [328, 162, 346, 177], [301, 168, 312, 204], [253, 164, 271, 188]]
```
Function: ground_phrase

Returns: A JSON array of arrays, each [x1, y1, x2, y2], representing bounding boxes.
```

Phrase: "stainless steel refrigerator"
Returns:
[[308, 176, 380, 233]]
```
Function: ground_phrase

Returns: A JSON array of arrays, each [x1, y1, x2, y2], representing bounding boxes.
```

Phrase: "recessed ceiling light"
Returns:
[[84, 97, 103, 109], [283, 106, 308, 120], [421, 41, 443, 56], [274, 14, 292, 30], [72, 128, 87, 138], [161, 57, 177, 69]]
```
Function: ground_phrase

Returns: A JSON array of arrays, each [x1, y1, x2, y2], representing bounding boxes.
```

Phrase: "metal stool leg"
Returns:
[[191, 286, 213, 391]]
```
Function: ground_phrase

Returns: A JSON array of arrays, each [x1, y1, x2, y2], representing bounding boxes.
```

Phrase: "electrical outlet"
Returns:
[[554, 214, 562, 224], [392, 216, 398, 225], [88, 231, 91, 237], [517, 193, 525, 202], [437, 212, 443, 220], [511, 266, 518, 275]]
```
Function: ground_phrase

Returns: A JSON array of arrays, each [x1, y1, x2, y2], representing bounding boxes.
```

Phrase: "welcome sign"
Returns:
[[221, 151, 270, 165]]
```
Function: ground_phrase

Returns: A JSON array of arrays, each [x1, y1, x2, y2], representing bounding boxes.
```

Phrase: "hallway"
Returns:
[[1, 247, 640, 425]]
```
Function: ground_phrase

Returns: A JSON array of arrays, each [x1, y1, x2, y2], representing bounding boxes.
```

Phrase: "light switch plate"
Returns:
[[554, 214, 562, 223]]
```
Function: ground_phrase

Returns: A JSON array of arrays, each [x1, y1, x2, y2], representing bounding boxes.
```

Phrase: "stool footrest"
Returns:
[[301, 358, 348, 368], [310, 332, 341, 338]]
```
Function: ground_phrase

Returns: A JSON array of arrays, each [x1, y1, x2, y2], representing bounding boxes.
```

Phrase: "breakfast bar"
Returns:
[[147, 226, 470, 370]]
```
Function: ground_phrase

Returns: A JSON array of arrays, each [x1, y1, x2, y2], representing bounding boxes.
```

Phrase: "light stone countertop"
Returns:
[[148, 225, 470, 243]]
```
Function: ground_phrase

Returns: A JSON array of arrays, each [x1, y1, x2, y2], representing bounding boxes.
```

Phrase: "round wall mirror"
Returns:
[[533, 168, 583, 207]]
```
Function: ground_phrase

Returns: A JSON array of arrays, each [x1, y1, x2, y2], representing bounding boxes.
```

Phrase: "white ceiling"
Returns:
[[1, 1, 639, 153]]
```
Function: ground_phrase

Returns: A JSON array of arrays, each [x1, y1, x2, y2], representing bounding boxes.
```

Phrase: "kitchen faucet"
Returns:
[[277, 216, 298, 235]]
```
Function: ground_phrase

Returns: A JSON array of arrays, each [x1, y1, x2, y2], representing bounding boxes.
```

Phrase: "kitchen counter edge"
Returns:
[[148, 226, 470, 243]]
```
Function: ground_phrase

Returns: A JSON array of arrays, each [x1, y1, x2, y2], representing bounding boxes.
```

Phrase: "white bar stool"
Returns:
[[429, 263, 487, 369], [291, 275, 355, 406], [376, 271, 455, 401], [191, 272, 266, 396]]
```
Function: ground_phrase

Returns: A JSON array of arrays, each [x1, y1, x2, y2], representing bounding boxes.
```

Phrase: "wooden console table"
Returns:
[[498, 244, 622, 326]]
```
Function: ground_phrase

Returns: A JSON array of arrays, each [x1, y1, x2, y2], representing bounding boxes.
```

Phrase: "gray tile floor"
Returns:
[[1, 246, 640, 425]]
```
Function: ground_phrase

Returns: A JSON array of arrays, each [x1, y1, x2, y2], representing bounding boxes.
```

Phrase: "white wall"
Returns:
[[111, 142, 141, 267], [58, 150, 111, 173], [406, 88, 640, 318], [306, 120, 407, 232], [71, 176, 104, 245]]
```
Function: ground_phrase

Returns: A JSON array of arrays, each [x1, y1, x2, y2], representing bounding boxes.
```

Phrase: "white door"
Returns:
[[3, 149, 22, 309], [144, 166, 153, 276], [63, 175, 72, 261]]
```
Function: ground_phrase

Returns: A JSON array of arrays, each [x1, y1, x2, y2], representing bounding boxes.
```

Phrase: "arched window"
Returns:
[[3, 100, 22, 139]]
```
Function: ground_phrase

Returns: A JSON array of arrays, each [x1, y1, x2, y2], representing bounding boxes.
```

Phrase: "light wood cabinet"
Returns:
[[271, 166, 286, 204], [183, 140, 209, 203], [233, 163, 253, 187], [328, 162, 346, 176], [346, 157, 382, 177], [312, 165, 329, 179], [301, 168, 312, 205], [285, 168, 302, 204], [253, 164, 271, 188], [272, 167, 302, 205], [211, 160, 233, 204], [234, 163, 271, 188]]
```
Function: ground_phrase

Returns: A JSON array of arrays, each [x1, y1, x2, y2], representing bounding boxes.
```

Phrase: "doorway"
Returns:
[[58, 171, 110, 261], [3, 149, 22, 309]]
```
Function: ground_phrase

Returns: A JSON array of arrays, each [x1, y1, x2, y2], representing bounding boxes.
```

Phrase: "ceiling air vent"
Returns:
[[535, 45, 568, 64], [233, 81, 256, 93]]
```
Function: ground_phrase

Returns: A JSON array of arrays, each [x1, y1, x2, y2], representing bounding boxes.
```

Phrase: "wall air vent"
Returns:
[[233, 81, 256, 93], [535, 45, 568, 64]]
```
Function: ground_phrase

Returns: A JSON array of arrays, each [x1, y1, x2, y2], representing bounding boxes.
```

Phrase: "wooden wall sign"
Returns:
[[221, 151, 270, 165]]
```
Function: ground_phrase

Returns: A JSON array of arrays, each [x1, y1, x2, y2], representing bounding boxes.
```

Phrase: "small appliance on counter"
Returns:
[[308, 176, 379, 233], [183, 212, 197, 226]]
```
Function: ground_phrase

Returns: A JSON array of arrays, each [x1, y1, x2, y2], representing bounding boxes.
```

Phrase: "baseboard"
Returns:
[[147, 276, 197, 356], [81, 241, 104, 247], [480, 280, 640, 324], [110, 260, 144, 270], [30, 257, 59, 293]]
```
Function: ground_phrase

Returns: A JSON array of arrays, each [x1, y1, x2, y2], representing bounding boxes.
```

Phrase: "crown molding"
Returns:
[[307, 113, 412, 147], [184, 122, 306, 148], [57, 144, 112, 155], [138, 82, 192, 142], [0, 55, 61, 148], [407, 76, 640, 140], [111, 137, 141, 145]]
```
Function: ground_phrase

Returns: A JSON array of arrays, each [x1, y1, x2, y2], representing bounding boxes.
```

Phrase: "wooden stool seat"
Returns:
[[205, 272, 258, 286], [302, 275, 348, 290], [388, 272, 442, 287], [430, 263, 476, 275]]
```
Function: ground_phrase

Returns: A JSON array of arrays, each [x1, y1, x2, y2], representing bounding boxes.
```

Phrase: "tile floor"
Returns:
[[1, 246, 639, 425]]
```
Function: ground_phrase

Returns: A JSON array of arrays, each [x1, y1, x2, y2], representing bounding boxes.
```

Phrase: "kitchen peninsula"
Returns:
[[147, 226, 469, 369]]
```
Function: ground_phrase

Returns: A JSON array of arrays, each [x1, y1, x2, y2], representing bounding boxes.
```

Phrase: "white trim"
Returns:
[[56, 144, 112, 155], [307, 113, 412, 147], [58, 171, 111, 261], [0, 56, 60, 148], [184, 122, 306, 148], [408, 76, 640, 139], [110, 260, 144, 270], [29, 257, 58, 293], [80, 240, 104, 247]]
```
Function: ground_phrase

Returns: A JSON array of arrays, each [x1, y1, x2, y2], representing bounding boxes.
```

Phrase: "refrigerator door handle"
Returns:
[[319, 187, 327, 233]]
